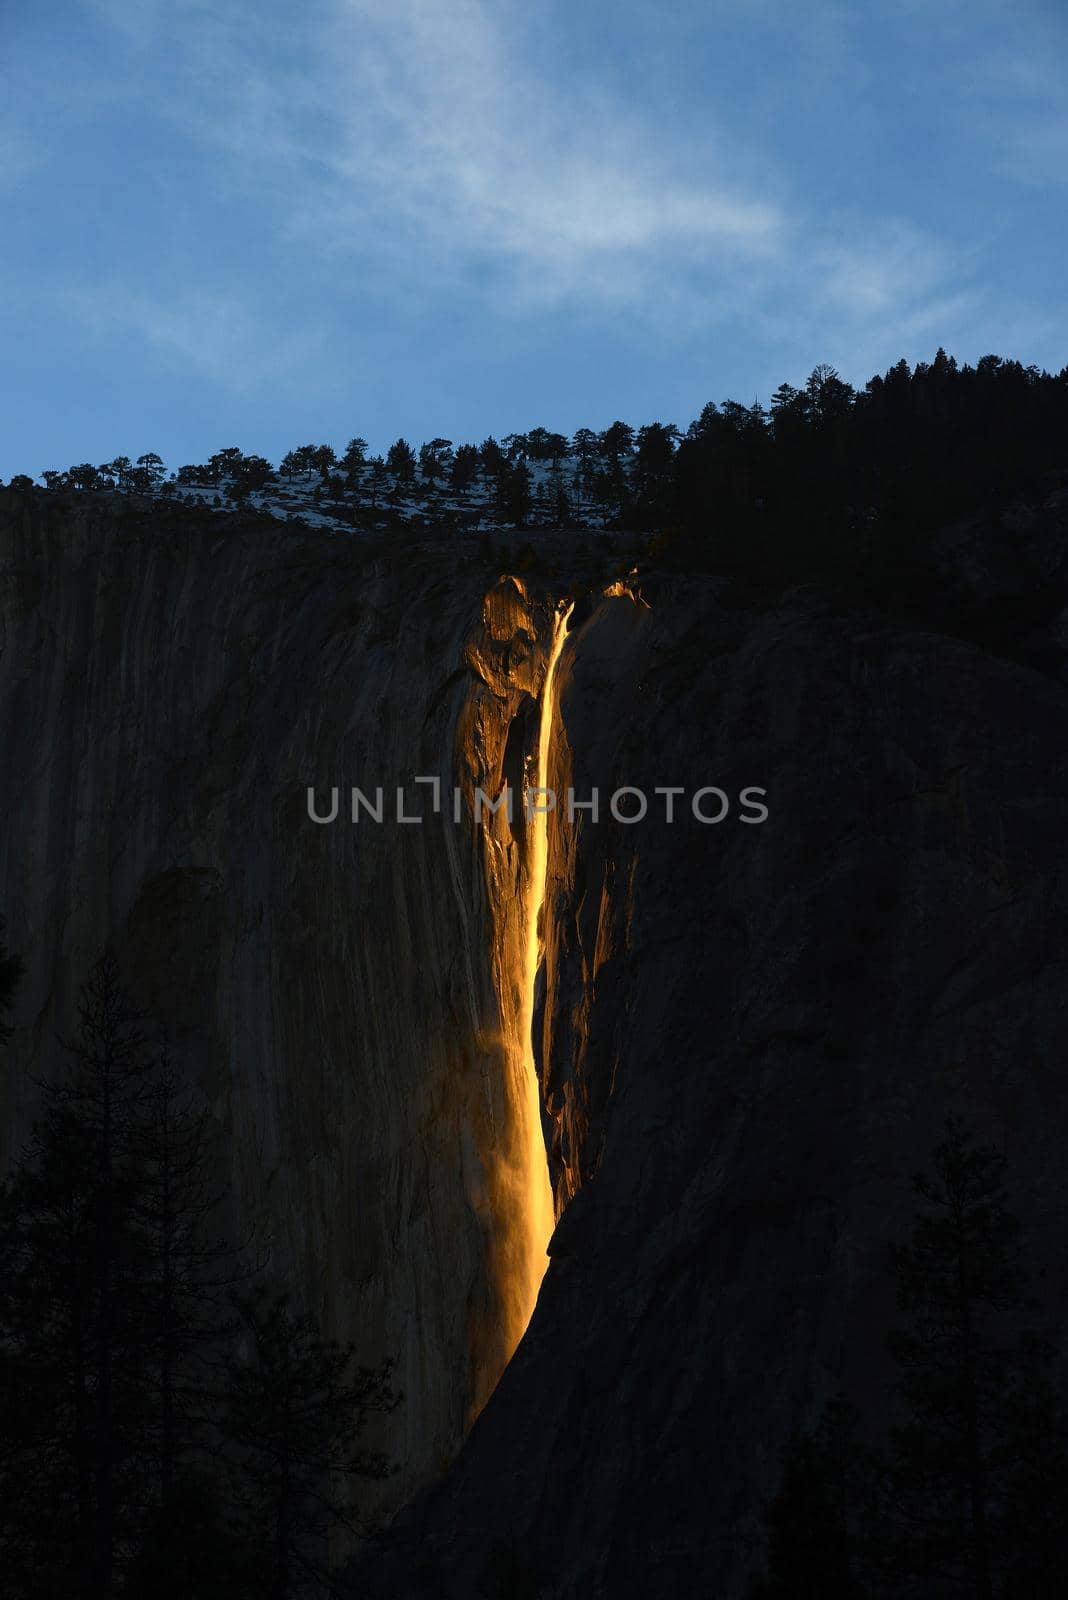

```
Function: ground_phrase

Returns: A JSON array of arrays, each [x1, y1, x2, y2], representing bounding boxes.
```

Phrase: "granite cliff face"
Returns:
[[3, 484, 1068, 1597], [0, 492, 569, 1502]]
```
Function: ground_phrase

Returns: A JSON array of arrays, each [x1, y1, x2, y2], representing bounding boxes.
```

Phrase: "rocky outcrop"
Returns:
[[4, 484, 1068, 1598]]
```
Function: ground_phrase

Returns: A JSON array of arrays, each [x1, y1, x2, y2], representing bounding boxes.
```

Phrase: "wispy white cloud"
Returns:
[[65, 281, 329, 392], [954, 28, 1068, 190], [128, 0, 785, 311], [812, 224, 970, 320], [999, 112, 1068, 189], [75, 0, 993, 384], [0, 125, 43, 190]]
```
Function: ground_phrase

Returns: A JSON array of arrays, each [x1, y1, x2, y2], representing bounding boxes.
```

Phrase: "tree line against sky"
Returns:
[[3, 348, 1067, 615], [3, 352, 1065, 556]]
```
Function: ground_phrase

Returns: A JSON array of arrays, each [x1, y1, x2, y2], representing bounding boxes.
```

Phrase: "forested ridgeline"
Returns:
[[4, 353, 1067, 590]]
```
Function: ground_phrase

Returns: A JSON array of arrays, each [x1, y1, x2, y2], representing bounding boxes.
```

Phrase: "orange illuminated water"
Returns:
[[503, 599, 573, 1358]]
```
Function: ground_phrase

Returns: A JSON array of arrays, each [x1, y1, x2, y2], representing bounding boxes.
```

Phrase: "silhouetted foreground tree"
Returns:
[[0, 953, 396, 1598], [884, 1120, 1023, 1597], [476, 1536, 541, 1599], [0, 956, 155, 1593], [751, 1120, 1068, 1599], [749, 1397, 880, 1599], [223, 1288, 398, 1599], [0, 914, 22, 1046], [132, 1036, 259, 1520]]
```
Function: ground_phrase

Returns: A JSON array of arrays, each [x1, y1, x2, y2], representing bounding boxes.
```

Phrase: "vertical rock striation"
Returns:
[[0, 493, 562, 1502]]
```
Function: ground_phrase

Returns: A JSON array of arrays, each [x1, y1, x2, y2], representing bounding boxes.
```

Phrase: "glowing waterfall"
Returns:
[[508, 599, 574, 1356]]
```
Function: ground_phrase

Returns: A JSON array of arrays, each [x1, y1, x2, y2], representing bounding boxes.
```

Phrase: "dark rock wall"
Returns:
[[365, 534, 1068, 1597], [0, 494, 557, 1509], [4, 487, 1068, 1598]]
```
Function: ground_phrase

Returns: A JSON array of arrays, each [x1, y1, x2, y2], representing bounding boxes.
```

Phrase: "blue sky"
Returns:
[[2, 0, 1066, 478]]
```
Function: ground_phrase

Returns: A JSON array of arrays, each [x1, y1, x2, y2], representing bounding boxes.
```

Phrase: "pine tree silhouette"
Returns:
[[0, 915, 22, 1047], [222, 1285, 398, 1599]]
